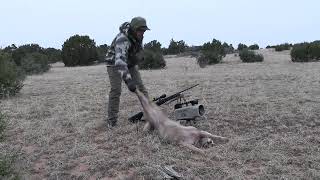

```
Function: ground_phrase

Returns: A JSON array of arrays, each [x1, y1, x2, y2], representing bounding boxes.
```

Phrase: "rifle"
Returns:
[[128, 84, 199, 123]]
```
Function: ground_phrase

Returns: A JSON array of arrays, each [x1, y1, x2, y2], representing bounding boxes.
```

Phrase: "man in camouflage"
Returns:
[[105, 16, 150, 127]]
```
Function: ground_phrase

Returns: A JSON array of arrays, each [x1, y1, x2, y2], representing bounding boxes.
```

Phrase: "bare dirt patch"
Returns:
[[1, 49, 320, 179]]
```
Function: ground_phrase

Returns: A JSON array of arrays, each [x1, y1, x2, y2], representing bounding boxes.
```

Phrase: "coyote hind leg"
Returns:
[[179, 142, 205, 154], [200, 131, 229, 143], [143, 121, 154, 132]]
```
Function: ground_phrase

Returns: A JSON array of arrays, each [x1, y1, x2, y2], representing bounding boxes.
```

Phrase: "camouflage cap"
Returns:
[[130, 16, 150, 31]]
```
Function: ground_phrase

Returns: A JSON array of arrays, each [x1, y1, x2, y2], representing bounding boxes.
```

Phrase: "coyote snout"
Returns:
[[135, 89, 228, 154]]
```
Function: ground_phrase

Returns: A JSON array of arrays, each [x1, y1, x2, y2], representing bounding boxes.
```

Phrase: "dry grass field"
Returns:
[[1, 49, 320, 179]]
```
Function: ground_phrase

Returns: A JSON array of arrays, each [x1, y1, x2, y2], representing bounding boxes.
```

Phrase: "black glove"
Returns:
[[124, 78, 137, 92], [120, 68, 136, 92]]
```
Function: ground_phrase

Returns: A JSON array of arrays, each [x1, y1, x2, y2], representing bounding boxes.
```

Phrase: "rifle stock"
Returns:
[[128, 94, 180, 123], [128, 111, 144, 123]]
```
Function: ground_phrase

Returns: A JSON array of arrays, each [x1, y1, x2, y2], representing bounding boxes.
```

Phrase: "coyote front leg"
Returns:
[[179, 142, 205, 154]]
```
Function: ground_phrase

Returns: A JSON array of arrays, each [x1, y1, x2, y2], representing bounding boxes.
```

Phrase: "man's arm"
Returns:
[[114, 34, 136, 92], [114, 34, 131, 80]]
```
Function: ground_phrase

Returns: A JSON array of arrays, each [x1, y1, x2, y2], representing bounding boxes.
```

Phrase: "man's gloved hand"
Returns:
[[118, 66, 136, 92], [124, 78, 136, 92]]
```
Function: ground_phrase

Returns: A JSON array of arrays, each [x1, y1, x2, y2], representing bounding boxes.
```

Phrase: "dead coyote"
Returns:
[[135, 89, 228, 154]]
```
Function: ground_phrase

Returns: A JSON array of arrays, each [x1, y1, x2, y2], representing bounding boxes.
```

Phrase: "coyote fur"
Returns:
[[135, 89, 228, 154]]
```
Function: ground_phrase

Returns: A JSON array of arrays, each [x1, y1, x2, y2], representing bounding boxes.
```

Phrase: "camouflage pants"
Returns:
[[106, 65, 148, 124]]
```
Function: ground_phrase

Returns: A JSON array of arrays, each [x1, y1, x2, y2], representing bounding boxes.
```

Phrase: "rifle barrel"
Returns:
[[155, 84, 199, 106], [178, 84, 199, 94]]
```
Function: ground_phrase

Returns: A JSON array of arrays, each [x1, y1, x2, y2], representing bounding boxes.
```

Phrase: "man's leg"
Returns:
[[129, 65, 149, 98], [106, 66, 122, 126]]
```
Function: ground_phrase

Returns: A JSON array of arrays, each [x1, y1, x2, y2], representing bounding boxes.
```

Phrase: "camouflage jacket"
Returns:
[[105, 22, 143, 73]]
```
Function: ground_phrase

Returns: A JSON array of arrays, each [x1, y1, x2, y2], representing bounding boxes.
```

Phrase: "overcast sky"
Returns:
[[1, 0, 319, 49]]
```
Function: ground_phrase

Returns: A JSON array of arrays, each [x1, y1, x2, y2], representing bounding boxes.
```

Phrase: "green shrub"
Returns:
[[249, 44, 259, 50], [5, 44, 60, 65], [43, 48, 62, 63], [0, 155, 12, 177], [176, 46, 202, 57], [239, 49, 264, 63], [166, 39, 187, 55], [202, 39, 226, 56], [0, 112, 10, 175], [12, 44, 43, 66], [197, 39, 226, 67], [62, 35, 98, 66], [0, 112, 19, 179], [291, 43, 308, 62], [139, 49, 166, 70], [308, 41, 320, 60], [96, 44, 109, 63], [139, 40, 166, 70], [197, 50, 223, 68], [275, 43, 291, 51], [144, 40, 162, 52], [291, 41, 320, 62], [237, 43, 248, 51], [21, 52, 51, 75], [0, 153, 17, 179], [223, 43, 235, 54], [0, 112, 6, 141], [0, 53, 25, 98]]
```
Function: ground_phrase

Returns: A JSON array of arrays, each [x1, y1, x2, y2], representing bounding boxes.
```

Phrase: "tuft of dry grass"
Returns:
[[1, 49, 320, 179]]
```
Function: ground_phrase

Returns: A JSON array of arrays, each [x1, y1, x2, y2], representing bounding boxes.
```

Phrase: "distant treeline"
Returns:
[[1, 34, 319, 68], [266, 43, 292, 51], [0, 35, 263, 67], [1, 34, 320, 98]]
